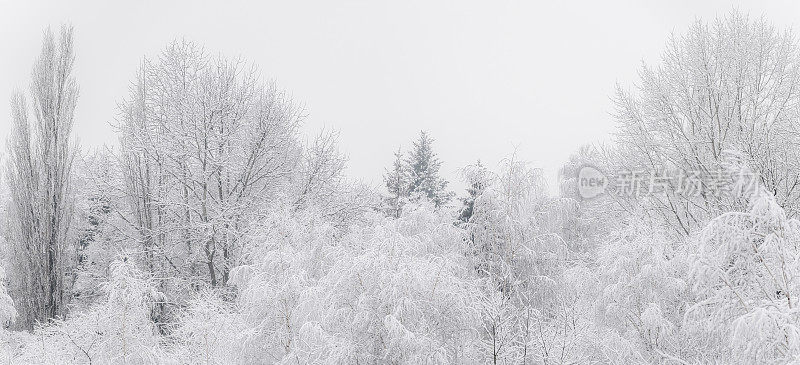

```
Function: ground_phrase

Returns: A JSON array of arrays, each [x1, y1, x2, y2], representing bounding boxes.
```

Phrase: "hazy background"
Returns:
[[2, 0, 800, 195]]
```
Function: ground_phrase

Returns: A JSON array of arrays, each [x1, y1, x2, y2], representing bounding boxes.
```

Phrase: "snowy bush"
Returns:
[[8, 259, 162, 364]]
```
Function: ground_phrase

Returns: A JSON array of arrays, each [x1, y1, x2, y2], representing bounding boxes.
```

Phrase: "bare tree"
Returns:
[[7, 25, 78, 328]]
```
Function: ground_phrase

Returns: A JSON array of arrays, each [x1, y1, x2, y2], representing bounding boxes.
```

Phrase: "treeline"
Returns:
[[1, 11, 800, 364]]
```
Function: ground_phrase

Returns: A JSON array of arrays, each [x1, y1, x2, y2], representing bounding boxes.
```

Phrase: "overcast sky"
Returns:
[[2, 0, 800, 195]]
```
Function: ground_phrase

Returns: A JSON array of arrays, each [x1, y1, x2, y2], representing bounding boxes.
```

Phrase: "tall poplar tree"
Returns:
[[7, 25, 78, 327]]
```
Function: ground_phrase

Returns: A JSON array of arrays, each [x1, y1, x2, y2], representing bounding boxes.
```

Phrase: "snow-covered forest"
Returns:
[[3, 9, 800, 364]]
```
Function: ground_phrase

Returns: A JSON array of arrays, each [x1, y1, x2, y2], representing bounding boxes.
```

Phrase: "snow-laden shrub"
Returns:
[[168, 291, 246, 364], [0, 266, 17, 327], [8, 258, 163, 364], [289, 207, 481, 364], [172, 205, 484, 364]]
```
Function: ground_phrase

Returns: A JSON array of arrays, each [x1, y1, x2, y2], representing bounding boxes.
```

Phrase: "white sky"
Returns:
[[2, 0, 800, 195]]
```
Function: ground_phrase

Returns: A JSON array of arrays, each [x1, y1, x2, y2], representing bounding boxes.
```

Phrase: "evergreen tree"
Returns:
[[382, 131, 454, 216], [405, 131, 454, 208], [383, 148, 408, 218]]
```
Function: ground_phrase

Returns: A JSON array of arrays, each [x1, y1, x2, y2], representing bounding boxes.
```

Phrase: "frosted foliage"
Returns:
[[689, 184, 800, 363], [174, 206, 484, 364], [593, 223, 688, 352]]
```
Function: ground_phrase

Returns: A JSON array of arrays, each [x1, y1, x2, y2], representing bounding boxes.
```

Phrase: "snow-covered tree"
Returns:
[[6, 24, 78, 328], [557, 145, 622, 253], [613, 12, 800, 235], [170, 204, 484, 363], [583, 219, 692, 361], [465, 157, 590, 363], [70, 149, 121, 312], [382, 131, 454, 216], [457, 160, 491, 225], [687, 165, 800, 363], [293, 130, 377, 227], [117, 40, 304, 291], [383, 148, 408, 218], [406, 131, 454, 208]]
